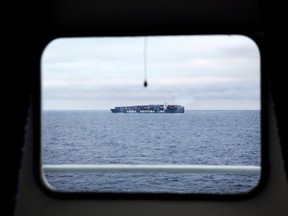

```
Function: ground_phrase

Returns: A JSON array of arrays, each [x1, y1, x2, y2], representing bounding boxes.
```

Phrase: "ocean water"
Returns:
[[42, 110, 261, 194]]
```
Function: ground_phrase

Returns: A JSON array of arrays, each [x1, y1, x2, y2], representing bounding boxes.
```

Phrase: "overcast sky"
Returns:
[[41, 35, 260, 110]]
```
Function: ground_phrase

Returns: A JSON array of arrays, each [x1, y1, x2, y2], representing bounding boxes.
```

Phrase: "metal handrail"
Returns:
[[43, 164, 260, 175]]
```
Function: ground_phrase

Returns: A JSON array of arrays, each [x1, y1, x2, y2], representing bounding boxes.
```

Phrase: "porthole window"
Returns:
[[41, 35, 261, 195]]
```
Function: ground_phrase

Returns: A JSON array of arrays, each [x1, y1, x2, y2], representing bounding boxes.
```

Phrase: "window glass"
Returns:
[[41, 35, 261, 194]]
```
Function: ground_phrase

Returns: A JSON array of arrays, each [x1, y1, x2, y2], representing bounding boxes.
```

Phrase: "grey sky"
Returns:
[[41, 35, 260, 110]]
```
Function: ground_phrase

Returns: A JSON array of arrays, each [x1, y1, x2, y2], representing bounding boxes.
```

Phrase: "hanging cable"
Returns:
[[143, 37, 148, 87]]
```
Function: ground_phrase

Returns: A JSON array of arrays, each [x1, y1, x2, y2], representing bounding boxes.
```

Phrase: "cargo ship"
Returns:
[[111, 104, 184, 113]]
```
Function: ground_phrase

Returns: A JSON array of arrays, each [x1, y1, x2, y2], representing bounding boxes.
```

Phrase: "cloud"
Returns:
[[42, 35, 260, 110]]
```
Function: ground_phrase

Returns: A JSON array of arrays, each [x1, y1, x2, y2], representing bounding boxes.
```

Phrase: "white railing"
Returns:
[[43, 164, 260, 175]]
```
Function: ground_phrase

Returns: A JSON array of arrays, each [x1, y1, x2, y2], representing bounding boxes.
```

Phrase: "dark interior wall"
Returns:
[[2, 0, 288, 215]]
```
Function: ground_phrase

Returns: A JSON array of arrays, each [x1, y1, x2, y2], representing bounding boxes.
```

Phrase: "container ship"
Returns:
[[111, 104, 184, 113]]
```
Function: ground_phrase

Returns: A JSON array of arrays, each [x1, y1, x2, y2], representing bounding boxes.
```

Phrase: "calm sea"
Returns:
[[42, 110, 260, 194]]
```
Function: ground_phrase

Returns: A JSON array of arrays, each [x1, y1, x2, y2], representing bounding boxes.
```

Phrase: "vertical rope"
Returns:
[[144, 37, 148, 87]]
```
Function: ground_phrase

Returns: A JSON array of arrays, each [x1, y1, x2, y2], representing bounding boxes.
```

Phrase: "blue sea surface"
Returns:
[[42, 110, 260, 194]]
